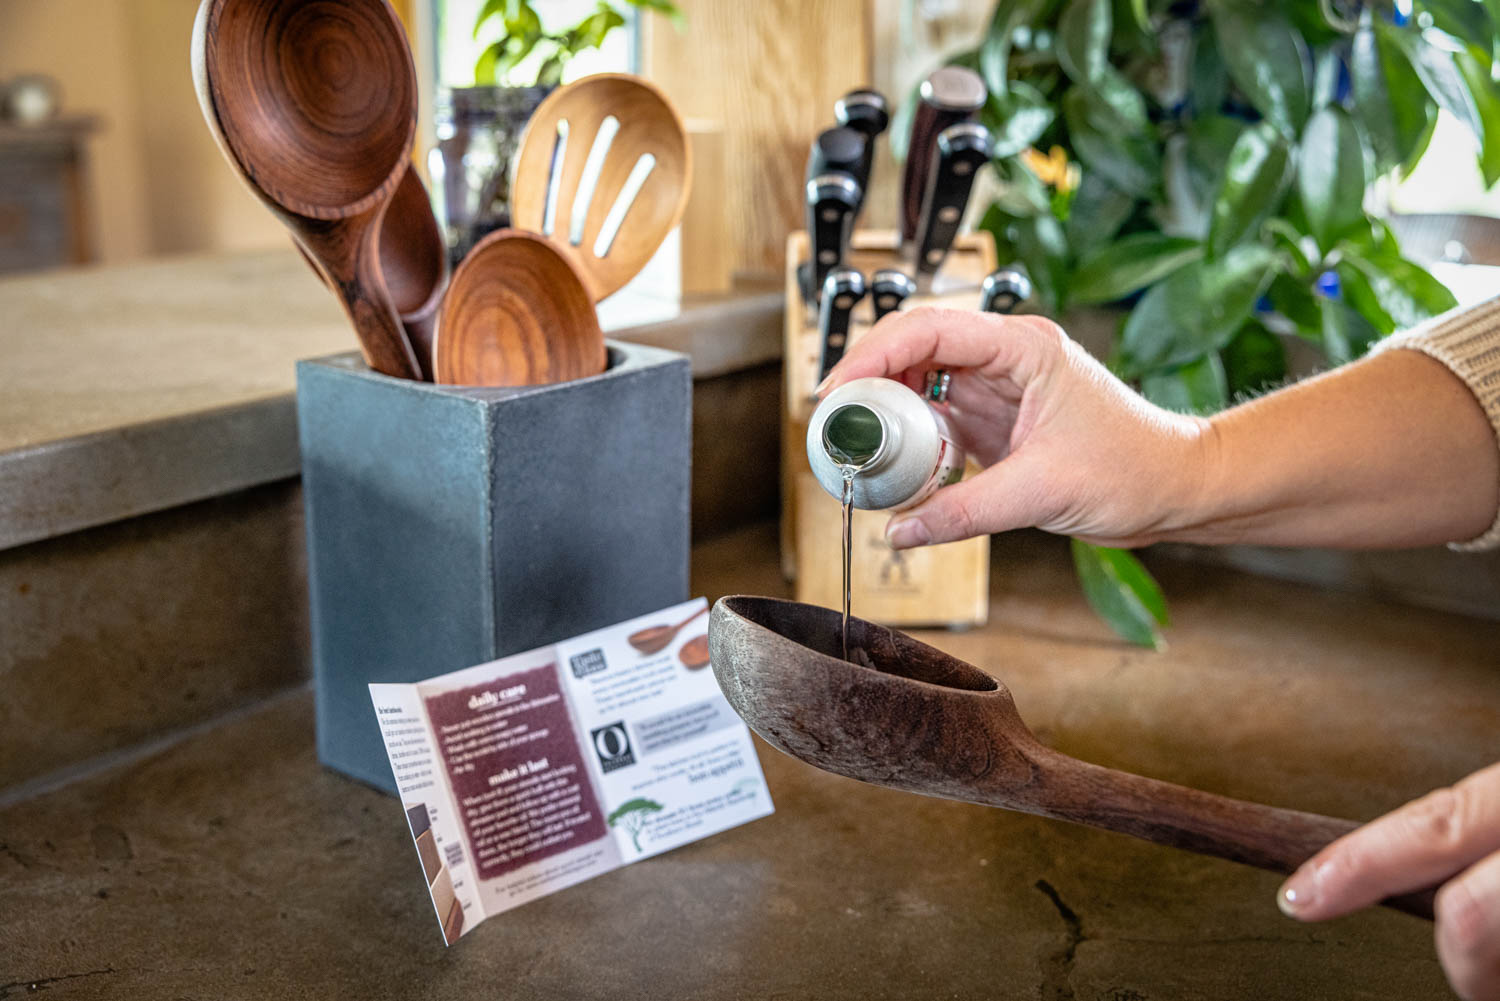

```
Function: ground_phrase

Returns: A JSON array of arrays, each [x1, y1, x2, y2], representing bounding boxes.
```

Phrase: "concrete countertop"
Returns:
[[3, 525, 1497, 999], [0, 250, 781, 552]]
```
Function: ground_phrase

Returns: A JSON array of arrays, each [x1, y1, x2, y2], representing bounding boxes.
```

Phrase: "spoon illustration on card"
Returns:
[[628, 606, 708, 656]]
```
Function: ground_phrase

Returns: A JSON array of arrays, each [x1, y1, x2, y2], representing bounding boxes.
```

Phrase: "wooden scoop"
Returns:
[[628, 606, 708, 656], [432, 229, 603, 387], [192, 0, 422, 380], [708, 595, 1436, 920], [511, 74, 691, 302]]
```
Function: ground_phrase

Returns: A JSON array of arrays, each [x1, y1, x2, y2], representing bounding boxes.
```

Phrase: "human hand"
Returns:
[[1279, 761, 1500, 1001], [816, 307, 1213, 550]]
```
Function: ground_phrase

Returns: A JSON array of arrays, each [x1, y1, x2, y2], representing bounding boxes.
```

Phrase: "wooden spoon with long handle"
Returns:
[[511, 74, 692, 303], [192, 0, 421, 379], [708, 595, 1438, 920], [628, 605, 708, 655]]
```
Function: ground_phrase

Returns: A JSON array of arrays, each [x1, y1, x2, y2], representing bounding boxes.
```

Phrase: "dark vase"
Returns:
[[428, 85, 552, 268]]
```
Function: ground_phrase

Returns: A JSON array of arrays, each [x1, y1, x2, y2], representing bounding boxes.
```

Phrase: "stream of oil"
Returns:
[[840, 465, 856, 662]]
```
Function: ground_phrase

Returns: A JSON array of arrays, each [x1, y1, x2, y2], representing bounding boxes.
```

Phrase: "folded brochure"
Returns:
[[370, 598, 774, 944]]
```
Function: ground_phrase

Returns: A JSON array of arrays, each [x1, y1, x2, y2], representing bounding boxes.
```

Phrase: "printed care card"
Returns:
[[370, 598, 774, 944]]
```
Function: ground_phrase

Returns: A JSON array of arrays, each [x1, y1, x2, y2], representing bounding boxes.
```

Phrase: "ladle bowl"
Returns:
[[192, 0, 421, 379], [432, 229, 604, 387], [708, 595, 1436, 920]]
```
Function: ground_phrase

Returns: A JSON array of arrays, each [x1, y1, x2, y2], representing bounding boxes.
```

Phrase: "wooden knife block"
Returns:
[[782, 229, 997, 628]]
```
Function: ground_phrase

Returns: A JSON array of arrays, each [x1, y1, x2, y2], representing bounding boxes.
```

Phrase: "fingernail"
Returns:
[[814, 375, 834, 397], [887, 517, 931, 550], [1277, 867, 1319, 918]]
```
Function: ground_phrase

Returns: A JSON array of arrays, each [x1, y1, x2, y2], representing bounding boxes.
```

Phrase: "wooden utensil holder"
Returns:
[[782, 229, 997, 629]]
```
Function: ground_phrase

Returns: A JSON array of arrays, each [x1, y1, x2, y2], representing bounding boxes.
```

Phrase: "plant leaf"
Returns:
[[1338, 250, 1458, 332], [1140, 352, 1230, 414], [1456, 48, 1500, 186], [1058, 0, 1112, 84], [1394, 27, 1486, 144], [1064, 171, 1137, 255], [1350, 20, 1433, 172], [1209, 1, 1311, 136], [1221, 321, 1289, 396], [1008, 212, 1071, 312], [1207, 121, 1293, 258], [1191, 26, 1229, 116], [1267, 271, 1322, 332], [1418, 0, 1494, 52], [474, 0, 507, 38], [1071, 539, 1168, 648], [1318, 296, 1381, 363], [1071, 234, 1203, 304], [1117, 243, 1277, 374], [981, 81, 1056, 158], [1297, 106, 1367, 253], [1063, 88, 1160, 198]]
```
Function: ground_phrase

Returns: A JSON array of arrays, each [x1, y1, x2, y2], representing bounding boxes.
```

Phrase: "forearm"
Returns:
[[1167, 348, 1500, 549]]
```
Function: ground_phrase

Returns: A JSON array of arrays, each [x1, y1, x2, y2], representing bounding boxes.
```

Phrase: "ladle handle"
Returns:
[[301, 213, 423, 381], [1028, 749, 1437, 920], [674, 606, 708, 631]]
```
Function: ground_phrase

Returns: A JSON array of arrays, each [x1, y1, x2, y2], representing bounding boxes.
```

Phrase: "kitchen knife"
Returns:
[[802, 172, 862, 305], [816, 267, 867, 385], [913, 122, 994, 290], [899, 66, 987, 248], [980, 269, 1033, 314], [871, 269, 916, 321], [834, 89, 889, 211], [922, 269, 1032, 407], [807, 126, 868, 185]]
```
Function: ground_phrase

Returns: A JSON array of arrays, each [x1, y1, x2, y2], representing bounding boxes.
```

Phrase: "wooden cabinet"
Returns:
[[0, 118, 97, 274]]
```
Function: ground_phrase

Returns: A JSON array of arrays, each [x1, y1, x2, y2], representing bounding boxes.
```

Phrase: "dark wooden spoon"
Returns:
[[432, 229, 604, 387], [192, 0, 422, 380], [707, 595, 1436, 920], [629, 606, 708, 656], [294, 163, 448, 380], [678, 635, 710, 670]]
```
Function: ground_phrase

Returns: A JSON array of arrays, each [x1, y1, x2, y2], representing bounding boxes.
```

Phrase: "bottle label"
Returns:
[[892, 436, 963, 511]]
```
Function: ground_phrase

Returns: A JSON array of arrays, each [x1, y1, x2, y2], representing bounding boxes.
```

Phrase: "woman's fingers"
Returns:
[[1436, 849, 1500, 1001], [815, 307, 1064, 398], [1278, 761, 1500, 921]]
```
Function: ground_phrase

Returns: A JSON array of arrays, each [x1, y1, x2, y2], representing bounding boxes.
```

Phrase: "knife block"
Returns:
[[297, 341, 692, 792], [782, 229, 997, 628]]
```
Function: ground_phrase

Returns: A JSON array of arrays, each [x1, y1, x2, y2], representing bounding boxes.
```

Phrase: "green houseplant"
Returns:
[[472, 0, 682, 86], [911, 0, 1500, 646]]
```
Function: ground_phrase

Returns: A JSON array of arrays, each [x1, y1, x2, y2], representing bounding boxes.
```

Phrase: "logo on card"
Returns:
[[569, 648, 608, 679], [591, 722, 636, 773]]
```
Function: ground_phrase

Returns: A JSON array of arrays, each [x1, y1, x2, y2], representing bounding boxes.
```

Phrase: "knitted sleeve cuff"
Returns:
[[1370, 295, 1500, 552]]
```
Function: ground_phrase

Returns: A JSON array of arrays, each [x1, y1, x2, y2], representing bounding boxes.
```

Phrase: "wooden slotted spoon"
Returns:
[[707, 595, 1438, 920], [511, 74, 692, 303]]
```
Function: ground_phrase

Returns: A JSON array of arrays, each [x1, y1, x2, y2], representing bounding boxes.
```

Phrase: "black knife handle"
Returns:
[[871, 269, 916, 321], [900, 66, 986, 245], [805, 172, 862, 304], [980, 269, 1033, 314], [914, 123, 994, 278], [817, 267, 867, 383], [807, 126, 867, 184], [835, 89, 889, 200]]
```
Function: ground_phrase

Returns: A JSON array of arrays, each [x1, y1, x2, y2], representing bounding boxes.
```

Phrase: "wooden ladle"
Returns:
[[511, 74, 692, 302], [707, 595, 1436, 920], [432, 229, 603, 387], [629, 606, 708, 656], [192, 0, 422, 380]]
